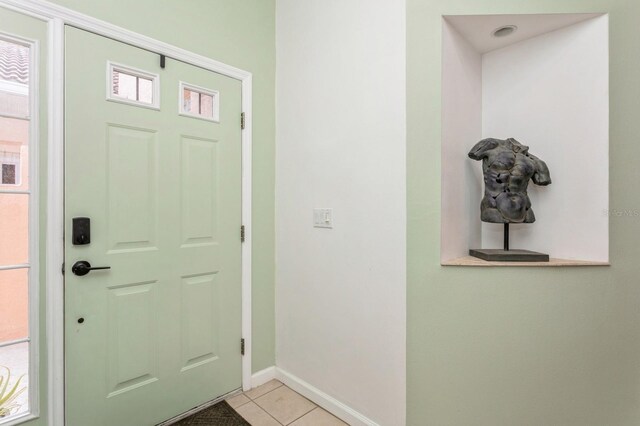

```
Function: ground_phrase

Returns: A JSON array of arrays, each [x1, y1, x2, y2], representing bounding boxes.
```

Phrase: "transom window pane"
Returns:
[[112, 70, 136, 100], [112, 70, 153, 104], [179, 82, 219, 122], [107, 63, 159, 108], [184, 88, 199, 114], [138, 77, 153, 104], [200, 93, 214, 117]]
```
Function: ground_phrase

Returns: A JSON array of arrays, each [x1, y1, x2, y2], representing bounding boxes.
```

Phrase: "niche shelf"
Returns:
[[440, 13, 610, 266]]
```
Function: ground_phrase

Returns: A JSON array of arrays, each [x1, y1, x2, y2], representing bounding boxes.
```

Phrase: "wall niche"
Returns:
[[441, 13, 609, 266]]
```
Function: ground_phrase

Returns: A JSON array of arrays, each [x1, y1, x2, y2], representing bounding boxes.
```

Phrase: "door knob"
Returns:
[[71, 260, 111, 277]]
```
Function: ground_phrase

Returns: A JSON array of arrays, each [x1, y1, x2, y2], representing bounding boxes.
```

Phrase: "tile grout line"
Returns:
[[251, 391, 288, 425], [283, 390, 318, 425], [284, 406, 320, 426], [231, 399, 251, 409], [232, 400, 284, 426], [226, 392, 254, 410], [252, 386, 317, 426], [255, 401, 287, 426], [245, 382, 284, 401], [237, 383, 334, 426], [232, 382, 286, 426]]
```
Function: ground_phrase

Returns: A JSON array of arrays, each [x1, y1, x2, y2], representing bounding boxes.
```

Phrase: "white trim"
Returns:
[[250, 366, 276, 388], [0, 112, 29, 121], [275, 368, 380, 426], [0, 79, 28, 96], [106, 61, 160, 110], [0, 338, 29, 349], [25, 14, 40, 426], [0, 190, 30, 195], [0, 414, 37, 426], [0, 1, 254, 424], [0, 30, 33, 47], [46, 16, 64, 426], [240, 74, 252, 391], [0, 263, 30, 271], [178, 81, 220, 123]]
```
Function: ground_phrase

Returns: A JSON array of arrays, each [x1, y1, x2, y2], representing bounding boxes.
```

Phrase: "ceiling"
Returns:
[[444, 13, 603, 54]]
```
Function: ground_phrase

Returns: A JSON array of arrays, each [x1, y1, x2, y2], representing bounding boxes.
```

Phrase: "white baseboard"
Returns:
[[250, 366, 277, 389], [274, 367, 380, 426]]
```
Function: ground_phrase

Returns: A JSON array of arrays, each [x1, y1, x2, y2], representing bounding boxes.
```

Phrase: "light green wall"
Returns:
[[408, 0, 640, 425], [48, 0, 276, 375]]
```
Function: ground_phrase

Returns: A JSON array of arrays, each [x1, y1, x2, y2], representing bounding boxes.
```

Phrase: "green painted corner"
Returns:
[[408, 0, 640, 425]]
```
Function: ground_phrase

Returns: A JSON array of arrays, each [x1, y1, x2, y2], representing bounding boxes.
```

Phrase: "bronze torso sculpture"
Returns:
[[468, 138, 551, 223]]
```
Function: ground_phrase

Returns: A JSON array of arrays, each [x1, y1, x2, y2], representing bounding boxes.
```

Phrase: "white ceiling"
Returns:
[[444, 13, 603, 54]]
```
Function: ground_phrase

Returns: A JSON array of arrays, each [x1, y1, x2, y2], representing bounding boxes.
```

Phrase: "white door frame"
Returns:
[[0, 1, 254, 426]]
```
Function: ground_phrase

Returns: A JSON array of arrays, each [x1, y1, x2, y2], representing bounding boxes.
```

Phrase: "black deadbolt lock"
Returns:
[[72, 217, 91, 245]]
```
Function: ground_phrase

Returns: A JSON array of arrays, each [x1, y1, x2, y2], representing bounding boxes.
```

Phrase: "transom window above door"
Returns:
[[179, 81, 219, 122], [107, 62, 159, 109]]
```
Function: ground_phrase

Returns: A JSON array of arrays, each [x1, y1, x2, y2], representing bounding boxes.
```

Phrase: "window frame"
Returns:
[[0, 30, 40, 426], [178, 81, 220, 123], [106, 61, 160, 110]]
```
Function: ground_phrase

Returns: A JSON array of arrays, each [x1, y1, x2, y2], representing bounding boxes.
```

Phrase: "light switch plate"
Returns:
[[313, 208, 333, 228]]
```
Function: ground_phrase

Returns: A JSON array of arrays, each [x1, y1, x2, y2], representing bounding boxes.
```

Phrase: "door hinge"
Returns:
[[61, 263, 65, 275], [241, 112, 246, 130], [241, 338, 245, 356], [241, 225, 245, 243]]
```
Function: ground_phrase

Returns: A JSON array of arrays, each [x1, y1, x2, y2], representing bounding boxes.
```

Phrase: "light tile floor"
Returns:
[[227, 380, 348, 426]]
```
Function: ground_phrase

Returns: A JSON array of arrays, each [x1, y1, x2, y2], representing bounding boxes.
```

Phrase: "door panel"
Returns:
[[65, 26, 242, 426], [106, 125, 158, 252], [106, 281, 159, 398], [180, 136, 218, 245], [180, 273, 219, 371]]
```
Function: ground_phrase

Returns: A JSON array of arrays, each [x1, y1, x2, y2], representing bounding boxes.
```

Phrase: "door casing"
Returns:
[[0, 2, 254, 426]]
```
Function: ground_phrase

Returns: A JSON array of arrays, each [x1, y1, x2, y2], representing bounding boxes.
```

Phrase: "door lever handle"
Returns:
[[71, 260, 111, 277]]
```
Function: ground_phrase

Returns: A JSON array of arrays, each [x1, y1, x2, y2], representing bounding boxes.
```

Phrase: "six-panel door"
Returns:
[[64, 27, 242, 426]]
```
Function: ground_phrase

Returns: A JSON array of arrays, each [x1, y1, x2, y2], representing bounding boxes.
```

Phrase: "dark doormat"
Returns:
[[170, 401, 251, 426]]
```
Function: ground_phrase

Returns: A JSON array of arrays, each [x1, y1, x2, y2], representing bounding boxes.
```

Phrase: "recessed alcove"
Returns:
[[440, 13, 609, 266]]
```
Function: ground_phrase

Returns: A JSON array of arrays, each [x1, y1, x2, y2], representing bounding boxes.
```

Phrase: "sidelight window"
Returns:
[[0, 34, 37, 425]]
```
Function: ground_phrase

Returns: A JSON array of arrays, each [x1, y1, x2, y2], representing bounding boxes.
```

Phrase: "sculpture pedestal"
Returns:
[[469, 249, 549, 262]]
